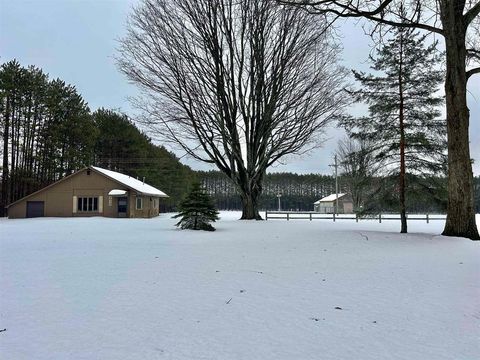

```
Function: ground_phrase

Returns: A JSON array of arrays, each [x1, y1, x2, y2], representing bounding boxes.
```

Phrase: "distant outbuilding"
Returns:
[[314, 193, 353, 214], [7, 166, 168, 219]]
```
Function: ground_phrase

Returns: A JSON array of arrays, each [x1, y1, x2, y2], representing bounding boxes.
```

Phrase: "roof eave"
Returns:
[[138, 193, 169, 198]]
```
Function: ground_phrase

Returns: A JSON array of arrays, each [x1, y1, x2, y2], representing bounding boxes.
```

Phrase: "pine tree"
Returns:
[[341, 25, 446, 233], [173, 182, 219, 231]]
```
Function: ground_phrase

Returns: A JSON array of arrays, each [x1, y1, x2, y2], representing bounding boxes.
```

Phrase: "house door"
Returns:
[[26, 201, 45, 218], [117, 197, 128, 218]]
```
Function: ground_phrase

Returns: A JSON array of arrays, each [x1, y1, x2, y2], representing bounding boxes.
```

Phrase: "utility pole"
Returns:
[[329, 154, 339, 215]]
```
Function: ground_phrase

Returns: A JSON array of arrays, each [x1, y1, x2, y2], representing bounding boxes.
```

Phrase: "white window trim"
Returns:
[[77, 196, 99, 212], [136, 197, 143, 210]]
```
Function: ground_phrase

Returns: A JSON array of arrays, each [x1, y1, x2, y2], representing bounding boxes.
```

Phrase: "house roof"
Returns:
[[314, 193, 347, 204], [91, 166, 168, 197]]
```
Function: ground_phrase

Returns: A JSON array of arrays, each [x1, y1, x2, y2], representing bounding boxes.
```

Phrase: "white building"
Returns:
[[314, 193, 353, 214]]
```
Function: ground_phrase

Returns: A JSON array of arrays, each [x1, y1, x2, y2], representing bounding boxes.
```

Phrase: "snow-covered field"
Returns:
[[1, 212, 479, 360]]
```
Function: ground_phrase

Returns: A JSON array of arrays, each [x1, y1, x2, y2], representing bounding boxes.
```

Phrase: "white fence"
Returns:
[[264, 211, 446, 223]]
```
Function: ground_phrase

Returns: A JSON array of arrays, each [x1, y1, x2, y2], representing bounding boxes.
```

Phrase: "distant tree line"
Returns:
[[199, 171, 337, 211], [0, 60, 195, 215], [199, 170, 459, 214]]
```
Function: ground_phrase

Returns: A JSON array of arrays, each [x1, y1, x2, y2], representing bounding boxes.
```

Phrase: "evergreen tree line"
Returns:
[[0, 60, 195, 215], [199, 170, 468, 214], [199, 171, 338, 211]]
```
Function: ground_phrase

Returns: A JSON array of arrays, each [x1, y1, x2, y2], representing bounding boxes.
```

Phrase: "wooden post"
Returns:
[[309, 213, 312, 221], [265, 210, 268, 221], [333, 213, 336, 222], [287, 213, 289, 221], [379, 213, 382, 223], [356, 213, 358, 223], [426, 213, 429, 224]]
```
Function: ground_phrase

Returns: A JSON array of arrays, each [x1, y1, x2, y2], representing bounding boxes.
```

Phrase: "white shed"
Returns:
[[314, 193, 353, 214]]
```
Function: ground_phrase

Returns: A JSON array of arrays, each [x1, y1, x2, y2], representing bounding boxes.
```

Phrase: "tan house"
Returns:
[[7, 166, 168, 219], [314, 193, 354, 214]]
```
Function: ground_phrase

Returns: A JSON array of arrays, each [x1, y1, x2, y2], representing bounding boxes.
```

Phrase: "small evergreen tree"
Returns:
[[341, 24, 446, 233], [173, 182, 219, 231]]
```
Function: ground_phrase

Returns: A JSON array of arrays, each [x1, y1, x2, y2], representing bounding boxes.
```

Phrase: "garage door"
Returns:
[[26, 201, 45, 218]]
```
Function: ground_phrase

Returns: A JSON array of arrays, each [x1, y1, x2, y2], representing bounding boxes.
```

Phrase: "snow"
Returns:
[[108, 189, 127, 196], [1, 212, 479, 360], [315, 193, 347, 203], [91, 166, 168, 197]]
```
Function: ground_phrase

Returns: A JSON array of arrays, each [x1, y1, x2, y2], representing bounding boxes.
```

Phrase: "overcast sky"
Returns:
[[1, 0, 479, 175]]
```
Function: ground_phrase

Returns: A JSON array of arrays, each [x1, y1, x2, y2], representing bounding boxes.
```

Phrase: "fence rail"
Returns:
[[265, 211, 446, 223]]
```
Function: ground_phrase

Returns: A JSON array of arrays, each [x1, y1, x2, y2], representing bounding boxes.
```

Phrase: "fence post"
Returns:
[[379, 213, 382, 223], [287, 213, 289, 221], [426, 213, 429, 224], [265, 210, 268, 221], [356, 213, 358, 223], [309, 213, 312, 221], [333, 213, 336, 222]]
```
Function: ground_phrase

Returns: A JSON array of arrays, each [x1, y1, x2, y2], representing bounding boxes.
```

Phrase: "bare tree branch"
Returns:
[[277, 0, 444, 34], [466, 66, 480, 79], [465, 2, 480, 26]]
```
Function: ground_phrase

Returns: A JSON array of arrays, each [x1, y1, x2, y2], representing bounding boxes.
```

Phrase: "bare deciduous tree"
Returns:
[[118, 0, 347, 219], [279, 0, 480, 239], [336, 137, 378, 213]]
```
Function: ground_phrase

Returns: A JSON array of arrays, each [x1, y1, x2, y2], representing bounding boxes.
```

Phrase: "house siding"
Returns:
[[129, 194, 160, 218]]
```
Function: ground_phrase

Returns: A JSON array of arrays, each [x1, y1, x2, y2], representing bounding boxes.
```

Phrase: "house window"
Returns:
[[136, 197, 143, 210], [77, 197, 99, 212]]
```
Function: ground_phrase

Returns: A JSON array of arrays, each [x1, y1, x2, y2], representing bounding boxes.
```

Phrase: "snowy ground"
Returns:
[[1, 212, 479, 360]]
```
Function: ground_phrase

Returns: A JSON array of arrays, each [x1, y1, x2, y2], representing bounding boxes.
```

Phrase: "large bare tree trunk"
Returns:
[[238, 171, 264, 220], [240, 192, 262, 220], [441, 4, 479, 240]]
